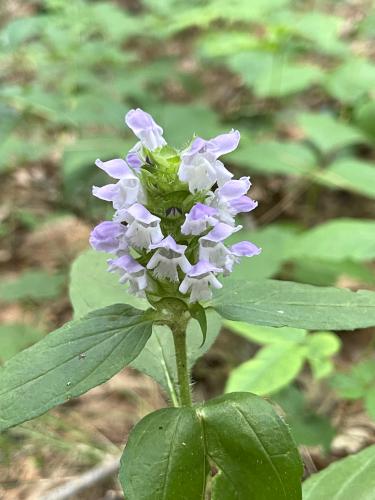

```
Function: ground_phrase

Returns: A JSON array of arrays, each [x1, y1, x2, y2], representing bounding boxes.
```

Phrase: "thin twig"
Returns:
[[39, 456, 120, 500]]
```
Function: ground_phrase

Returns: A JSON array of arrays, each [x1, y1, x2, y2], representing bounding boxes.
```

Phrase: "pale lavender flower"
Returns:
[[126, 141, 146, 170], [95, 158, 131, 179], [108, 254, 148, 296], [198, 222, 241, 269], [89, 221, 127, 253], [178, 130, 239, 192], [119, 203, 163, 249], [224, 241, 262, 274], [125, 108, 166, 151], [92, 160, 145, 210], [181, 203, 218, 236], [147, 236, 191, 282], [210, 176, 258, 225], [179, 260, 223, 303]]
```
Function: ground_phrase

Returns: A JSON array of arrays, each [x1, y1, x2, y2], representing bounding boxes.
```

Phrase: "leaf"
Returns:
[[226, 343, 306, 395], [70, 250, 222, 399], [198, 31, 257, 58], [119, 407, 207, 500], [0, 270, 65, 303], [230, 138, 317, 176], [290, 12, 345, 55], [120, 392, 302, 499], [289, 258, 375, 287], [305, 332, 341, 379], [272, 386, 334, 449], [201, 392, 302, 499], [297, 112, 366, 153], [0, 324, 44, 363], [227, 225, 298, 280], [288, 219, 375, 262], [365, 387, 375, 421], [225, 321, 307, 344], [324, 58, 375, 104], [355, 100, 375, 141], [330, 360, 375, 399], [211, 279, 375, 330], [316, 158, 375, 200], [303, 445, 375, 499], [0, 304, 154, 432], [189, 303, 207, 345], [228, 52, 322, 97]]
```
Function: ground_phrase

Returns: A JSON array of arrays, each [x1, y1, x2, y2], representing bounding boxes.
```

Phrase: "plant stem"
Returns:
[[171, 322, 192, 407]]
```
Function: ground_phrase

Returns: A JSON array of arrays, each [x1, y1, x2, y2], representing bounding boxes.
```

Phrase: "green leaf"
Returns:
[[198, 31, 257, 58], [120, 392, 302, 499], [288, 219, 375, 262], [119, 407, 207, 500], [0, 304, 154, 432], [290, 12, 345, 55], [230, 138, 316, 176], [201, 392, 302, 499], [305, 332, 341, 379], [303, 445, 375, 499], [0, 270, 65, 303], [272, 386, 334, 449], [290, 258, 375, 287], [356, 100, 375, 141], [225, 321, 307, 344], [330, 360, 375, 399], [212, 279, 375, 330], [365, 386, 375, 421], [297, 112, 366, 153], [226, 343, 306, 395], [228, 52, 322, 97], [189, 302, 207, 345], [70, 250, 222, 399], [0, 324, 44, 363], [316, 158, 375, 200], [325, 59, 375, 104]]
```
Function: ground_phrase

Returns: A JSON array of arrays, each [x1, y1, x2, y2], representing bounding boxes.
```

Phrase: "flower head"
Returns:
[[91, 108, 260, 304]]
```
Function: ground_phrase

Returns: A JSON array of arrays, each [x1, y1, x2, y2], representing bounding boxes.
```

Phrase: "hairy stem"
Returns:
[[171, 322, 192, 407]]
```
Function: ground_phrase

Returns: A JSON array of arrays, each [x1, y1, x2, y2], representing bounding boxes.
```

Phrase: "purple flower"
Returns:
[[95, 158, 131, 179], [178, 130, 239, 192], [89, 221, 127, 253], [198, 222, 241, 269], [224, 241, 262, 274], [125, 108, 166, 151], [108, 254, 148, 296], [126, 148, 143, 170], [181, 203, 218, 236], [92, 160, 145, 210], [179, 260, 223, 302], [119, 203, 163, 250], [147, 235, 191, 282], [210, 176, 258, 225]]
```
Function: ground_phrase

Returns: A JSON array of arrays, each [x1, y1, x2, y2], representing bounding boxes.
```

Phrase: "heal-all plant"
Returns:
[[2, 109, 375, 500]]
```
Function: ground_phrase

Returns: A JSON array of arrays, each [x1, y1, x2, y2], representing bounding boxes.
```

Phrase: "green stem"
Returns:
[[171, 322, 192, 407]]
